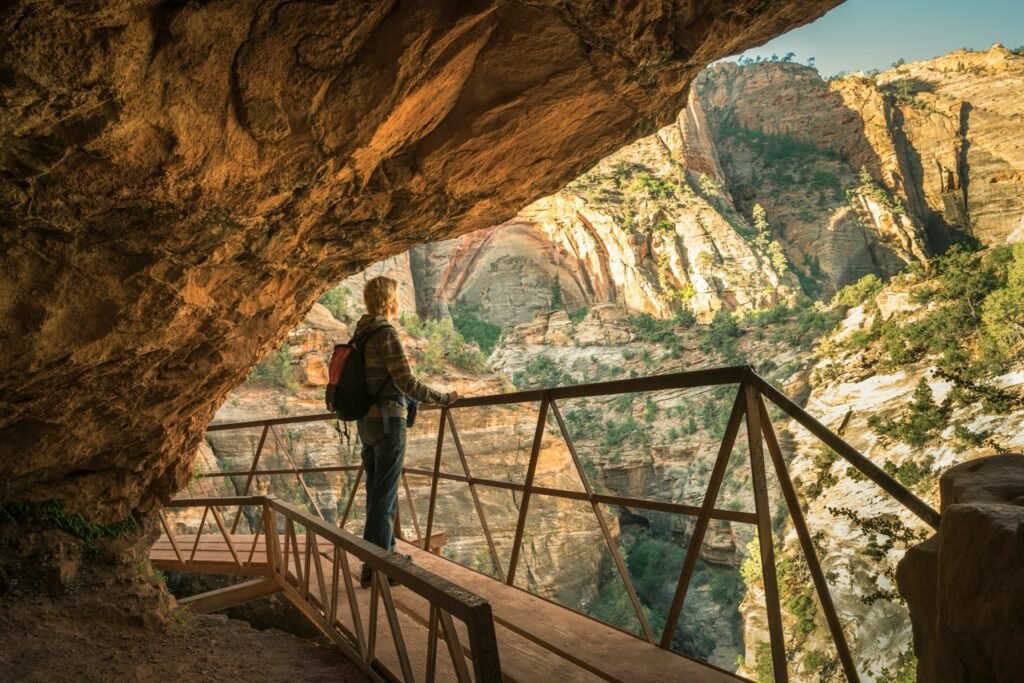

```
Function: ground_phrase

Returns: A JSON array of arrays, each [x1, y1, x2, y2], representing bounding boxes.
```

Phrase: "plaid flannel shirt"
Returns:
[[354, 314, 450, 419]]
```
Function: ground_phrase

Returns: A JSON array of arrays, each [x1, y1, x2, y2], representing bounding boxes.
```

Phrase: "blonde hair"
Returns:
[[363, 276, 398, 317]]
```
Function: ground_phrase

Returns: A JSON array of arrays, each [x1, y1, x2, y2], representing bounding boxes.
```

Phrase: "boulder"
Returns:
[[896, 454, 1024, 682]]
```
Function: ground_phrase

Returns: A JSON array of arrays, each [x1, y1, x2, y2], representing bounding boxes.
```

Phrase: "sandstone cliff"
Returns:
[[361, 47, 1024, 335]]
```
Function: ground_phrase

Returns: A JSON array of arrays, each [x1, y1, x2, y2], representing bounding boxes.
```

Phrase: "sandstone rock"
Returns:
[[303, 303, 348, 333], [897, 455, 1024, 683]]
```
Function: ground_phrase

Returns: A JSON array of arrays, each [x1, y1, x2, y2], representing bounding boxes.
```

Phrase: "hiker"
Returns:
[[354, 276, 458, 586]]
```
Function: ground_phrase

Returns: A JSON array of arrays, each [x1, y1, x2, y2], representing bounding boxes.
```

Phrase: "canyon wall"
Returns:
[[380, 47, 1023, 332]]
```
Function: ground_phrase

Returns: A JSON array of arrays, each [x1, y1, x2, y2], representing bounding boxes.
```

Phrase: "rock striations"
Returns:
[[370, 47, 1024, 333]]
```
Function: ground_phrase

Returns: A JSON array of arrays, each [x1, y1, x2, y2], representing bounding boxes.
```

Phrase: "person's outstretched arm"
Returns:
[[379, 327, 457, 405]]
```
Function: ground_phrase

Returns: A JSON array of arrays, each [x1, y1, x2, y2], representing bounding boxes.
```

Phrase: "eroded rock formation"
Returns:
[[0, 0, 842, 522], [897, 455, 1024, 683], [364, 48, 1024, 331]]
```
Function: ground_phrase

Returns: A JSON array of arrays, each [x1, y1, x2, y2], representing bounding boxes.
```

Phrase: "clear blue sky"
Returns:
[[729, 0, 1024, 76]]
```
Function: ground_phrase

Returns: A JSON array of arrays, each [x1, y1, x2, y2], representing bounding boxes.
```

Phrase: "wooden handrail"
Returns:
[[748, 370, 941, 529], [161, 496, 501, 682], [181, 365, 944, 681]]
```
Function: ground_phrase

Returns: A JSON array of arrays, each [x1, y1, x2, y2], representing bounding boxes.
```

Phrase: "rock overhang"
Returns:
[[0, 0, 843, 521]]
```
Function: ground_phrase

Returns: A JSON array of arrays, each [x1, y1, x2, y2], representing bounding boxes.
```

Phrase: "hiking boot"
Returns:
[[360, 564, 399, 589]]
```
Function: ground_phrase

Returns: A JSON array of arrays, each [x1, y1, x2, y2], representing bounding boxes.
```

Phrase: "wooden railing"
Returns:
[[184, 365, 941, 683], [159, 495, 500, 683]]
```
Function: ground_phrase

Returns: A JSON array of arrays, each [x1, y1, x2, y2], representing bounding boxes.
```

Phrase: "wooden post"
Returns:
[[447, 410, 505, 581], [245, 506, 264, 565], [423, 408, 448, 553], [426, 606, 440, 683], [270, 425, 325, 520], [264, 504, 282, 577], [338, 548, 367, 657], [759, 398, 861, 683], [188, 506, 210, 562], [506, 394, 549, 586], [339, 465, 364, 529], [550, 397, 654, 643], [465, 603, 501, 683], [158, 511, 184, 564], [378, 576, 416, 681], [752, 374, 941, 529], [231, 424, 269, 533], [210, 505, 242, 567], [745, 383, 788, 683], [402, 473, 422, 542], [660, 388, 746, 648]]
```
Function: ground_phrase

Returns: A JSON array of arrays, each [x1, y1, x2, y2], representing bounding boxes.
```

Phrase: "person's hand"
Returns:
[[447, 390, 460, 405]]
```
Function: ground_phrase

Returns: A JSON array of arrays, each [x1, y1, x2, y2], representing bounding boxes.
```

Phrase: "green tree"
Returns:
[[980, 243, 1024, 361], [868, 378, 950, 447], [550, 276, 565, 310], [317, 285, 352, 321]]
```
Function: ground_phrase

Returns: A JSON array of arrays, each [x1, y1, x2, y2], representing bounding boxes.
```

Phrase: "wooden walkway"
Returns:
[[152, 532, 740, 682]]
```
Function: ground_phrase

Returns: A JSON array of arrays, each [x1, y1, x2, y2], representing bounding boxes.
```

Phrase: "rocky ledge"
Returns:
[[897, 454, 1024, 682]]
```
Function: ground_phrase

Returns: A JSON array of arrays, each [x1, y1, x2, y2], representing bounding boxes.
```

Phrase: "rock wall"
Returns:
[[897, 455, 1024, 683], [0, 0, 842, 522]]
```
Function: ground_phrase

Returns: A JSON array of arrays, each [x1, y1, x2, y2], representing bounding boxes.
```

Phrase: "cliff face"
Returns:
[[383, 47, 1024, 331], [1, 0, 843, 522]]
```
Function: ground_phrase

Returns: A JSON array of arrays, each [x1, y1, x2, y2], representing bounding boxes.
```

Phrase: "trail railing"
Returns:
[[179, 365, 941, 683], [158, 495, 500, 683]]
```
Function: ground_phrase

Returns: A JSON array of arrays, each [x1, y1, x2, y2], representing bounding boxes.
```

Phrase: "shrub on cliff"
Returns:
[[451, 304, 502, 356], [317, 285, 352, 322], [868, 378, 950, 447], [627, 313, 677, 344], [400, 313, 487, 374], [250, 342, 298, 391], [831, 273, 884, 309]]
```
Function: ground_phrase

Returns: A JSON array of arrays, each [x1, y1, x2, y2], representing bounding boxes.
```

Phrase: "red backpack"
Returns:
[[325, 324, 391, 421]]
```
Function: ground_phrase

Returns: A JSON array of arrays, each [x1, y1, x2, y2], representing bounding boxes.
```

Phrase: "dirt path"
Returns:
[[0, 587, 367, 683]]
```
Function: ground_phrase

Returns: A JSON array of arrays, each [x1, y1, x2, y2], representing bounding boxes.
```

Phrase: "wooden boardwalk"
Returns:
[[152, 531, 740, 683]]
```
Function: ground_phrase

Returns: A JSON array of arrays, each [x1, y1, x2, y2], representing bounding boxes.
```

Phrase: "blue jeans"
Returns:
[[357, 417, 406, 552]]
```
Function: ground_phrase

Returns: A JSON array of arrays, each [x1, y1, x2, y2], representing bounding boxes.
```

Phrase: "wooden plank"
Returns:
[[152, 528, 737, 682], [399, 541, 740, 683], [177, 577, 281, 614], [337, 550, 598, 683], [759, 398, 860, 683], [744, 384, 787, 683]]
